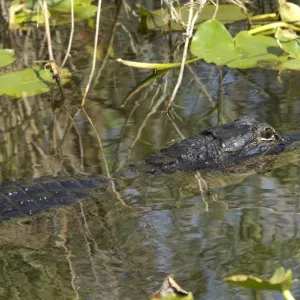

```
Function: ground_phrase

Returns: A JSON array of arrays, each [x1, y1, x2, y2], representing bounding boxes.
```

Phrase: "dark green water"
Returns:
[[1, 1, 300, 299]]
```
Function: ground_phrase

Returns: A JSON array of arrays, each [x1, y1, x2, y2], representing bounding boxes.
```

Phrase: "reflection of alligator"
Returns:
[[0, 116, 299, 220]]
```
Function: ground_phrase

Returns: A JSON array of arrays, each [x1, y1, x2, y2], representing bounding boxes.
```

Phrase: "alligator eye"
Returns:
[[261, 127, 274, 139]]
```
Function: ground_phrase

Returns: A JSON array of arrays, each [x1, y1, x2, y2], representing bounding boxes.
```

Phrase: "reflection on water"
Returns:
[[1, 0, 300, 299]]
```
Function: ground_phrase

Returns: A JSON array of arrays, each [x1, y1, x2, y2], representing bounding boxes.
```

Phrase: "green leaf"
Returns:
[[151, 275, 193, 300], [49, 0, 98, 25], [151, 294, 193, 300], [190, 22, 287, 69], [136, 3, 157, 17], [116, 57, 199, 69], [10, 0, 35, 6], [270, 268, 294, 292], [228, 31, 286, 68], [0, 49, 16, 68], [190, 20, 239, 65], [49, 0, 94, 10], [279, 58, 300, 70], [277, 28, 300, 58], [0, 66, 71, 98], [146, 4, 252, 31], [225, 267, 296, 293], [9, 0, 97, 29]]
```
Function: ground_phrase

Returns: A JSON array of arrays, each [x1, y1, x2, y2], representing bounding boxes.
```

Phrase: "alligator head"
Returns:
[[145, 116, 300, 174]]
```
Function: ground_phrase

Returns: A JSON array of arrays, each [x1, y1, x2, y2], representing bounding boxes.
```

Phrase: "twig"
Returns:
[[230, 0, 252, 25], [195, 171, 209, 212], [209, 0, 219, 19], [186, 64, 214, 106], [121, 69, 169, 107], [167, 113, 186, 140], [166, 0, 207, 111], [81, 107, 130, 208], [93, 2, 123, 89], [61, 0, 74, 67], [247, 21, 300, 35], [40, 0, 64, 97], [129, 86, 163, 150], [81, 0, 103, 106], [40, 0, 54, 61]]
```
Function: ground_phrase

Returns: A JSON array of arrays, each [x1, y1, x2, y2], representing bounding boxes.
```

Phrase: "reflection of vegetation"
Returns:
[[2, 1, 300, 299]]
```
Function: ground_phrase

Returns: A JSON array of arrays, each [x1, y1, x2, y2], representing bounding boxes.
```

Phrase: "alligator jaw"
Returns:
[[144, 118, 300, 174]]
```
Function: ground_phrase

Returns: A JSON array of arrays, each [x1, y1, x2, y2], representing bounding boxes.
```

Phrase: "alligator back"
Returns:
[[0, 175, 109, 220], [1, 117, 298, 220]]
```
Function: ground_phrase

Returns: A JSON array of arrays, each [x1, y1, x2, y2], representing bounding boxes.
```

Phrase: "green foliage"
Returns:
[[151, 275, 194, 300], [226, 267, 296, 300], [232, 31, 285, 68], [144, 4, 251, 31], [119, 4, 300, 72], [116, 58, 199, 70], [276, 28, 300, 58], [277, 0, 300, 26], [151, 293, 193, 300], [280, 58, 300, 70], [0, 49, 16, 68], [0, 66, 70, 98], [190, 19, 239, 65], [190, 20, 287, 69], [9, 0, 97, 28]]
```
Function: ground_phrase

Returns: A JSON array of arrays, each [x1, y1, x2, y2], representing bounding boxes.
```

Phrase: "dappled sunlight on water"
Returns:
[[2, 0, 300, 299]]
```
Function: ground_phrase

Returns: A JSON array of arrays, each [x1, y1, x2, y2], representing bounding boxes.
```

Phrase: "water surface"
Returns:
[[1, 1, 300, 299]]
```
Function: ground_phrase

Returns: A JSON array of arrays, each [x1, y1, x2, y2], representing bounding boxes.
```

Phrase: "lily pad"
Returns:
[[190, 20, 287, 69], [276, 28, 300, 58], [9, 0, 97, 29], [0, 66, 71, 98], [280, 57, 300, 70], [190, 19, 240, 66], [228, 31, 286, 68], [49, 0, 97, 25], [145, 4, 252, 31], [0, 49, 16, 68]]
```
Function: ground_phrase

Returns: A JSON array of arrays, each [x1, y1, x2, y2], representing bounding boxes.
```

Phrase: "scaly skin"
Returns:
[[0, 116, 298, 220], [145, 116, 288, 173]]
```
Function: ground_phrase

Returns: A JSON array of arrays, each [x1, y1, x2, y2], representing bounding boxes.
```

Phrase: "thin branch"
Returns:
[[40, 0, 64, 97], [61, 0, 75, 67], [129, 87, 163, 150], [195, 171, 209, 212], [93, 3, 123, 89], [81, 0, 103, 106], [186, 64, 214, 106], [209, 0, 219, 20], [40, 0, 54, 61], [81, 107, 130, 208], [166, 0, 207, 111]]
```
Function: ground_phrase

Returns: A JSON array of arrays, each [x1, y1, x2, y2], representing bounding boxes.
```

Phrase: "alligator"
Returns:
[[0, 116, 299, 220]]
